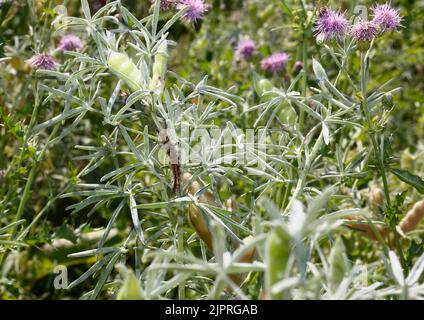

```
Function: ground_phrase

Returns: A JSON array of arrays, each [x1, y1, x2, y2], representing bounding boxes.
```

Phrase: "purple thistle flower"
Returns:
[[314, 9, 349, 41], [150, 0, 178, 11], [351, 20, 379, 42], [178, 0, 209, 24], [27, 53, 57, 70], [261, 52, 289, 73], [57, 34, 83, 51], [236, 39, 256, 59], [371, 3, 402, 33]]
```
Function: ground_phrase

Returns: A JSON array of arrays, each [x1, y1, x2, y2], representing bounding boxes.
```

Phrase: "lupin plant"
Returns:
[[1, 0, 424, 301]]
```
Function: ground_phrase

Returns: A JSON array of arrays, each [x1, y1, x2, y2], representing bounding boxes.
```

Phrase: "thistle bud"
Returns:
[[108, 50, 143, 92]]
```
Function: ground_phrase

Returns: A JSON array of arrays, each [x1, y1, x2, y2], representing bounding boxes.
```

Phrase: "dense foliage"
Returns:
[[1, 0, 424, 300]]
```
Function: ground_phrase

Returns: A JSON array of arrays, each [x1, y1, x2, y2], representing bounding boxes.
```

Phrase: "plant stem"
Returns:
[[359, 53, 391, 207], [360, 52, 405, 265], [177, 213, 185, 299], [284, 131, 323, 214], [298, 29, 309, 131]]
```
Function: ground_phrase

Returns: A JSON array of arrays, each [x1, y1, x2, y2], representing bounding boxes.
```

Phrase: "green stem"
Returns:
[[360, 53, 405, 265], [298, 30, 308, 131], [360, 53, 391, 207], [285, 131, 323, 214], [177, 213, 185, 299], [0, 121, 60, 267]]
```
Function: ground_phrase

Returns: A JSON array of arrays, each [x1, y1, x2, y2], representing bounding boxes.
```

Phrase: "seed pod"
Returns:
[[266, 228, 290, 300], [150, 40, 168, 91], [188, 204, 213, 249], [328, 238, 348, 292], [258, 4, 274, 24], [117, 269, 144, 300], [183, 172, 216, 206], [399, 200, 424, 233], [279, 105, 297, 127], [345, 219, 388, 242], [184, 173, 216, 249], [108, 50, 143, 92], [370, 187, 384, 211], [229, 235, 257, 284], [256, 78, 273, 97]]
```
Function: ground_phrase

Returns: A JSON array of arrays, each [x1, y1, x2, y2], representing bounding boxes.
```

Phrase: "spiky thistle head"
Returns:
[[350, 20, 379, 51], [261, 52, 289, 73], [371, 3, 402, 33], [351, 20, 380, 42], [57, 34, 83, 51], [314, 8, 349, 42], [178, 0, 209, 24], [27, 53, 57, 70], [235, 39, 256, 59]]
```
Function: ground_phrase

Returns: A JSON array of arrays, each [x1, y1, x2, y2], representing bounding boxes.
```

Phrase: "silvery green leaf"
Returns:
[[322, 122, 330, 145], [406, 252, 424, 285], [312, 58, 328, 82], [129, 193, 145, 244], [388, 251, 405, 286], [91, 252, 121, 299], [81, 0, 91, 20], [67, 252, 116, 289]]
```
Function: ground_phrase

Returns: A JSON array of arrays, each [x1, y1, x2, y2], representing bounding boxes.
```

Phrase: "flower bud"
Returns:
[[357, 40, 371, 52]]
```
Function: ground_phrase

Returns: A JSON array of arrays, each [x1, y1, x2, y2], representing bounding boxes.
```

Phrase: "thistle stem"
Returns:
[[360, 53, 391, 207], [360, 52, 405, 265]]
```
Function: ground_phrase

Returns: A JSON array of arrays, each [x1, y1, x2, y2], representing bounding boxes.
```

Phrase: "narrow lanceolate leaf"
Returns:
[[134, 197, 192, 209], [67, 252, 115, 290], [312, 58, 328, 82], [91, 252, 121, 300], [322, 122, 330, 145], [0, 219, 26, 234], [391, 168, 424, 194], [81, 0, 91, 20], [388, 251, 404, 286], [129, 194, 145, 244], [406, 252, 424, 285]]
